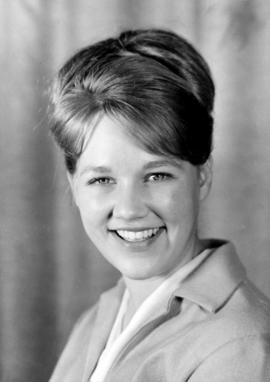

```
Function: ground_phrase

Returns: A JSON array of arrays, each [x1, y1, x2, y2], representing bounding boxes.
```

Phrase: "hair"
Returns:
[[49, 28, 215, 174]]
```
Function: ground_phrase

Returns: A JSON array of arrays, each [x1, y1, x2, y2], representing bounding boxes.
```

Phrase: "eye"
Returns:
[[87, 177, 115, 185], [146, 172, 173, 182]]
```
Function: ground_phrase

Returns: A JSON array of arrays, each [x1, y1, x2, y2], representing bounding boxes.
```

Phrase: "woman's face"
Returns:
[[69, 115, 211, 281]]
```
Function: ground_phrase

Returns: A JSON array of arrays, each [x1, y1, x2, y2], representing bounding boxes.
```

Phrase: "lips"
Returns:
[[111, 227, 164, 243]]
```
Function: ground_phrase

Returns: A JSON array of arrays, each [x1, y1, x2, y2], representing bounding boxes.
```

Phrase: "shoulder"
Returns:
[[49, 305, 98, 382], [49, 281, 123, 381], [174, 280, 270, 380], [67, 303, 99, 344], [196, 279, 270, 346], [189, 279, 270, 376], [216, 279, 270, 334], [189, 333, 270, 381], [190, 241, 270, 338], [68, 279, 124, 344]]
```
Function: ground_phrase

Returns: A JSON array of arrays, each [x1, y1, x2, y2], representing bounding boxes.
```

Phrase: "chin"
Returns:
[[117, 261, 165, 281], [116, 266, 148, 280]]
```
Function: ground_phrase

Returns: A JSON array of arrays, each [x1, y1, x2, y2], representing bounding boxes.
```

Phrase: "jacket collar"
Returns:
[[173, 240, 247, 312]]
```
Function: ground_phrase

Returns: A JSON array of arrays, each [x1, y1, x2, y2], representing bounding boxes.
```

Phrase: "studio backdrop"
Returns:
[[0, 0, 270, 381]]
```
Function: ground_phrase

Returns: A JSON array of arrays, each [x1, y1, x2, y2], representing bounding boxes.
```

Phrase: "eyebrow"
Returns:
[[79, 159, 181, 176], [142, 159, 181, 170], [79, 165, 112, 176]]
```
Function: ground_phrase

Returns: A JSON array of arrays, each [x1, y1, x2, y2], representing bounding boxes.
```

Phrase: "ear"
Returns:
[[198, 157, 213, 201], [67, 172, 78, 206]]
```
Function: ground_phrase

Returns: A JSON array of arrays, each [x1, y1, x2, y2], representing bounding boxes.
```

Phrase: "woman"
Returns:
[[49, 29, 270, 381]]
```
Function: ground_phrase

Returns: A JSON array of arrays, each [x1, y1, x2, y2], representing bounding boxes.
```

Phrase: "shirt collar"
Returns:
[[173, 240, 247, 312]]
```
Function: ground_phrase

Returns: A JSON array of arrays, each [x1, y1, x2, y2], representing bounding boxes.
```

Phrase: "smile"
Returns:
[[114, 227, 163, 242]]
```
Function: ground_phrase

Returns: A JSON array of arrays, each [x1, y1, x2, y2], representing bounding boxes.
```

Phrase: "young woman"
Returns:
[[49, 29, 270, 381]]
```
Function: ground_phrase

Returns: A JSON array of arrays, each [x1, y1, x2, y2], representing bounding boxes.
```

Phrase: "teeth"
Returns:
[[116, 228, 160, 242]]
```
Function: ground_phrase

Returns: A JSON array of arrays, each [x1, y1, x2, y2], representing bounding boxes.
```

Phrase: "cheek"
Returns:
[[158, 186, 199, 226], [76, 193, 107, 231]]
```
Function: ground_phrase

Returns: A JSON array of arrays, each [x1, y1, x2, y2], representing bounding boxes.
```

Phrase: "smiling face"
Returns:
[[69, 115, 212, 281]]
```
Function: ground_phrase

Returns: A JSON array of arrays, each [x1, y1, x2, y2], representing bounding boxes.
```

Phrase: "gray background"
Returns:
[[1, 0, 270, 381]]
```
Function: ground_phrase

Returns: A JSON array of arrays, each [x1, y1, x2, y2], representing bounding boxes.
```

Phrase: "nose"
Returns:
[[112, 183, 148, 221]]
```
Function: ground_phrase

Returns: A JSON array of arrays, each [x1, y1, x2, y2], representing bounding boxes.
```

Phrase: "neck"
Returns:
[[123, 276, 163, 314], [121, 276, 164, 330], [123, 237, 207, 324]]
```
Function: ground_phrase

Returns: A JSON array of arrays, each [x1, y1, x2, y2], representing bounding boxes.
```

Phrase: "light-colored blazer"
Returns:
[[50, 241, 270, 381]]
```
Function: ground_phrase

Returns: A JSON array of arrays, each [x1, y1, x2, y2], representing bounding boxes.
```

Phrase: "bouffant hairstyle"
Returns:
[[49, 29, 215, 174]]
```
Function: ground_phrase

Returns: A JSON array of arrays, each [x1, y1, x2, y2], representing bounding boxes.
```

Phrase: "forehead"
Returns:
[[76, 114, 180, 173]]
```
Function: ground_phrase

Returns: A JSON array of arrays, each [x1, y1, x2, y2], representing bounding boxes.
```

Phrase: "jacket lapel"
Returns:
[[82, 280, 125, 381]]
